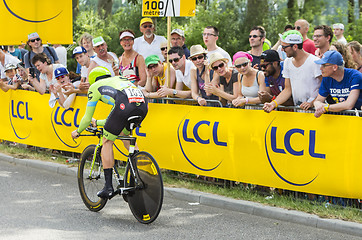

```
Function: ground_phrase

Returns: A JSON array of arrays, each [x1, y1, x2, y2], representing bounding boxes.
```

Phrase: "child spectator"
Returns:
[[49, 67, 80, 109]]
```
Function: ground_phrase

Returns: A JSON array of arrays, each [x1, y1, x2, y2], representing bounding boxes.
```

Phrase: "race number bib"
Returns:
[[124, 87, 145, 103]]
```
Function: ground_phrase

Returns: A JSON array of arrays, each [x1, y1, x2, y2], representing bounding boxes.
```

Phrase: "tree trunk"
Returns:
[[244, 0, 268, 32], [98, 0, 113, 19], [72, 0, 79, 21], [287, 0, 298, 23], [348, 0, 355, 24]]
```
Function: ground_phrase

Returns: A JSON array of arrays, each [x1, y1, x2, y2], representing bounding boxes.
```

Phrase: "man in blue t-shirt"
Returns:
[[314, 50, 362, 118], [259, 49, 293, 106]]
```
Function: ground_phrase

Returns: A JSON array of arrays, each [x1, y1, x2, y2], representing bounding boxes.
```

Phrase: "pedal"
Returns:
[[109, 189, 121, 199]]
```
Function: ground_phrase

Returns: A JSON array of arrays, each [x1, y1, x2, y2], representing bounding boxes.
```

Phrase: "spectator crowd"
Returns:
[[1, 18, 362, 117]]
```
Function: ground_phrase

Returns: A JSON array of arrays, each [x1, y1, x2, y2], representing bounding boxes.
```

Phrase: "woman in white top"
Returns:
[[232, 51, 268, 107], [49, 67, 80, 109], [118, 29, 146, 87], [28, 53, 64, 95]]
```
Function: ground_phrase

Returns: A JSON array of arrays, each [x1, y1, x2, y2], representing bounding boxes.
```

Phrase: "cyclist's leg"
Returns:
[[119, 129, 139, 151], [97, 134, 118, 199]]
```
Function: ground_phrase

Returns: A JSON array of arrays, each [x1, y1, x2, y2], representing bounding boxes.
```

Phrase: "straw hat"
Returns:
[[189, 45, 207, 59], [208, 52, 229, 69]]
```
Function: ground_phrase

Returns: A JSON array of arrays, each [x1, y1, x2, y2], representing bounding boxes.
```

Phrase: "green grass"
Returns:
[[1, 142, 361, 223]]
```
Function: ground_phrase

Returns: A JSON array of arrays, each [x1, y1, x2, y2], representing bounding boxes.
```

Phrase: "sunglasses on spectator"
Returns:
[[190, 55, 204, 61], [202, 33, 217, 37], [281, 44, 293, 49], [294, 26, 301, 30], [56, 75, 66, 80], [234, 62, 249, 68], [143, 24, 153, 29], [169, 57, 180, 63], [212, 62, 225, 71], [30, 38, 41, 42], [147, 64, 158, 69], [160, 47, 167, 51], [249, 35, 261, 38], [260, 62, 272, 69]]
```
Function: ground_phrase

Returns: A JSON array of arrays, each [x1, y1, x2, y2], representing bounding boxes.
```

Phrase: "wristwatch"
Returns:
[[172, 90, 178, 96]]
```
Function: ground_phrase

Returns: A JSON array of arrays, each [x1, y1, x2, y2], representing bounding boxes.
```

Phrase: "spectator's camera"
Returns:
[[29, 67, 36, 78]]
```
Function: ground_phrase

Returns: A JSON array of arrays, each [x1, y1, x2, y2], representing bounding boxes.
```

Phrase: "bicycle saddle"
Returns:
[[127, 116, 143, 130]]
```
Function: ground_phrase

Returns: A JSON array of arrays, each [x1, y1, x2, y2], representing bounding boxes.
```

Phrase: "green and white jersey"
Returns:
[[77, 76, 144, 133]]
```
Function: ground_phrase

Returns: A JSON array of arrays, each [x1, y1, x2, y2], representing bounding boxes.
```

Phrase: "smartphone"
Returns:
[[29, 67, 35, 78]]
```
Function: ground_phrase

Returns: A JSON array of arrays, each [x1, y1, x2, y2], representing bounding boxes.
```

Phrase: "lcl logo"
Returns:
[[51, 106, 81, 148], [9, 100, 32, 139], [265, 119, 325, 186], [177, 117, 227, 171]]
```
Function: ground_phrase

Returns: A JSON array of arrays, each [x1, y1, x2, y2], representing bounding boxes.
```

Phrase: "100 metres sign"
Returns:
[[142, 0, 195, 17]]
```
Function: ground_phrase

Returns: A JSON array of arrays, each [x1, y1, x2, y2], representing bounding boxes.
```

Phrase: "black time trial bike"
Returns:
[[77, 116, 163, 224]]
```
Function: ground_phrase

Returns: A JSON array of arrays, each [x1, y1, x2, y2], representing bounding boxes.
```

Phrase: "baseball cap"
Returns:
[[261, 50, 280, 62], [72, 46, 87, 58], [332, 23, 344, 30], [28, 32, 40, 40], [4, 63, 17, 72], [140, 17, 153, 26], [54, 67, 69, 78], [314, 50, 344, 66], [92, 36, 105, 47], [279, 30, 303, 44], [145, 55, 160, 67], [171, 29, 185, 37]]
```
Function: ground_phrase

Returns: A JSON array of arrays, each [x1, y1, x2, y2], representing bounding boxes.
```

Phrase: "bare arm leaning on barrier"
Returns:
[[190, 67, 207, 106], [263, 77, 292, 113], [314, 89, 361, 118]]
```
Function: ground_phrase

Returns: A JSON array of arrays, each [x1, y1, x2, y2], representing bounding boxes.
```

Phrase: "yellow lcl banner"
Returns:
[[1, 90, 362, 199], [0, 0, 73, 45], [142, 0, 196, 17]]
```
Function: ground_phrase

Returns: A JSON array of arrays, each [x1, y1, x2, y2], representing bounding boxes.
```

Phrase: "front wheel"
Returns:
[[124, 151, 163, 224], [78, 144, 107, 212]]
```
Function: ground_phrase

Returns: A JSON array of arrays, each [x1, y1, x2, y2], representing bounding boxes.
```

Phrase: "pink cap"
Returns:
[[232, 51, 253, 65]]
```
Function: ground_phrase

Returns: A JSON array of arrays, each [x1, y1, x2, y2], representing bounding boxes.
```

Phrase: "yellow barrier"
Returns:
[[1, 90, 362, 199], [0, 0, 73, 45]]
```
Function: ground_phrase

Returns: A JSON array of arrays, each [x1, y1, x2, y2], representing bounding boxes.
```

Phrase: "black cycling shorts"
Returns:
[[103, 90, 148, 139]]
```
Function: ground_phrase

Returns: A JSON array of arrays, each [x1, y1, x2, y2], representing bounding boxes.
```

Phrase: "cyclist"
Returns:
[[71, 66, 148, 199]]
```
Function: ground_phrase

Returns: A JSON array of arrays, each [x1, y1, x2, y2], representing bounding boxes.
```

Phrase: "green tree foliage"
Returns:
[[69, 0, 361, 72]]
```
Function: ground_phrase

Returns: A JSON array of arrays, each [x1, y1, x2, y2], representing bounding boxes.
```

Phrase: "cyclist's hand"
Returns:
[[71, 130, 80, 139], [91, 118, 97, 127]]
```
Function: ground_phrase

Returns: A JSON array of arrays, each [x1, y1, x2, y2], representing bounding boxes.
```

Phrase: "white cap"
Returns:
[[171, 29, 185, 37], [333, 23, 344, 30], [92, 36, 105, 47], [28, 32, 40, 40], [120, 31, 135, 40]]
